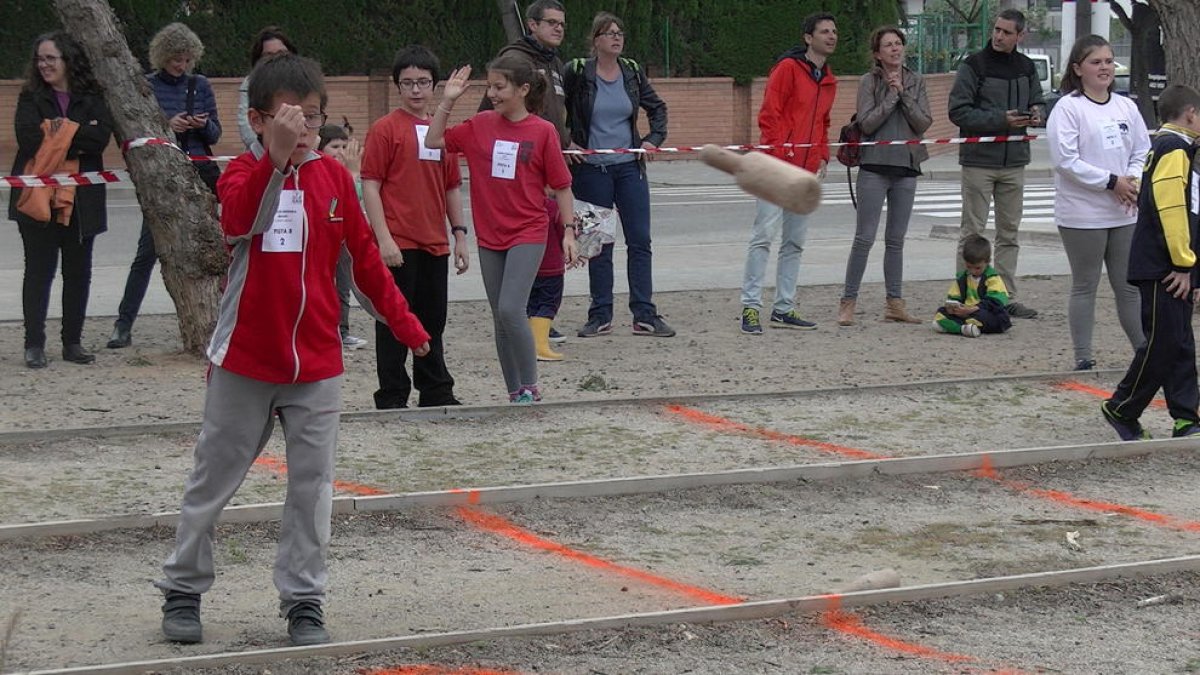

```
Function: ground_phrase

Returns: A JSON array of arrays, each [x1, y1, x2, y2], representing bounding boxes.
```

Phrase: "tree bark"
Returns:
[[53, 0, 226, 355], [495, 0, 524, 43], [1112, 1, 1164, 128], [1148, 0, 1200, 93]]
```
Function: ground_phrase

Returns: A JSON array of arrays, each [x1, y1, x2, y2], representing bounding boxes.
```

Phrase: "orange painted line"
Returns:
[[455, 505, 744, 606], [664, 404, 886, 460], [252, 455, 387, 496], [1054, 380, 1165, 409], [360, 662, 520, 667], [820, 610, 975, 662]]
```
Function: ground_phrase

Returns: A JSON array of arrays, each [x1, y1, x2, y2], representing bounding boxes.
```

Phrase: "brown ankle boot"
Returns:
[[883, 297, 922, 323], [837, 298, 856, 326]]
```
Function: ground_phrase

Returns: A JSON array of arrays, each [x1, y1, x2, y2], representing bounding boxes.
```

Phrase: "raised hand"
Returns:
[[442, 65, 473, 102], [266, 103, 307, 170]]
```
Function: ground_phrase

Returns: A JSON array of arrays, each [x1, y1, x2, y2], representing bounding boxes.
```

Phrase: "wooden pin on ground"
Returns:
[[830, 568, 901, 594], [698, 144, 822, 215]]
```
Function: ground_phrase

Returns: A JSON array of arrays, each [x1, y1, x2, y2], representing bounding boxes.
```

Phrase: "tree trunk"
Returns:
[[53, 0, 226, 355], [1149, 0, 1200, 92], [495, 0, 524, 43], [1113, 1, 1164, 127]]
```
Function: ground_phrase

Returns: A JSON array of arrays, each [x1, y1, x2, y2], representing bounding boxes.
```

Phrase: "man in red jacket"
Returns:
[[740, 12, 838, 335], [154, 54, 429, 648]]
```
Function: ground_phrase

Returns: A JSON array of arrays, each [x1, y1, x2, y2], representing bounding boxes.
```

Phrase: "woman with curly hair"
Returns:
[[107, 22, 222, 350], [8, 31, 113, 368]]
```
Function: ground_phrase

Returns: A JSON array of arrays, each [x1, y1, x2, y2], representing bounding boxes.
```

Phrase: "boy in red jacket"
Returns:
[[154, 53, 429, 647]]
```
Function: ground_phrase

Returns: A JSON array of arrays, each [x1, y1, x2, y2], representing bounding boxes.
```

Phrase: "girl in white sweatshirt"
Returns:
[[1048, 34, 1150, 371]]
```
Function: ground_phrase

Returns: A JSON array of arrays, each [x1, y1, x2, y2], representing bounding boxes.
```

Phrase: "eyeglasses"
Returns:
[[597, 31, 625, 39], [537, 18, 566, 29], [35, 55, 62, 65], [257, 110, 328, 129], [397, 78, 434, 90]]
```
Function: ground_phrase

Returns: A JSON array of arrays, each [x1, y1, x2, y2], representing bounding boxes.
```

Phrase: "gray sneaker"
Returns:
[[161, 591, 202, 643], [633, 315, 676, 337], [287, 601, 330, 646], [577, 319, 613, 338]]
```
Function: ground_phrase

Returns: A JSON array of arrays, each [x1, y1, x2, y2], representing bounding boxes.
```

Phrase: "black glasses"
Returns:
[[258, 110, 328, 129], [397, 78, 434, 90], [537, 18, 566, 29], [597, 31, 625, 39]]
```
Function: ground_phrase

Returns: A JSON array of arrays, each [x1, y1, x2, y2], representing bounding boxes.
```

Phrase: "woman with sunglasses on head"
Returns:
[[564, 11, 673, 339], [9, 31, 113, 368], [837, 25, 931, 326]]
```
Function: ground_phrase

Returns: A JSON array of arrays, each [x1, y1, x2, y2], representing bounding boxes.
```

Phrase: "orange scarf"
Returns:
[[17, 118, 80, 225]]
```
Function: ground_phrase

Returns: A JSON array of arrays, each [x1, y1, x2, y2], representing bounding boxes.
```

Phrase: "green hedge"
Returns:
[[2, 0, 899, 81]]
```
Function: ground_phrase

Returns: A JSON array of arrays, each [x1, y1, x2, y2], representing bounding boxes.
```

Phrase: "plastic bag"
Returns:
[[573, 199, 619, 260]]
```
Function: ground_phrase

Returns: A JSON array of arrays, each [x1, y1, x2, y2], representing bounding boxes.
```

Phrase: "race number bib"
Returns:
[[492, 140, 519, 180], [264, 189, 303, 252], [414, 125, 442, 161], [1099, 121, 1122, 150]]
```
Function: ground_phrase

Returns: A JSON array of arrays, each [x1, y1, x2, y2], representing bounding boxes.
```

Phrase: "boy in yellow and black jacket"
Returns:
[[1103, 85, 1200, 441], [932, 234, 1011, 338]]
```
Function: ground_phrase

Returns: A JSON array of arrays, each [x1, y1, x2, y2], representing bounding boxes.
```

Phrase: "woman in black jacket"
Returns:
[[564, 11, 673, 338], [8, 32, 113, 368]]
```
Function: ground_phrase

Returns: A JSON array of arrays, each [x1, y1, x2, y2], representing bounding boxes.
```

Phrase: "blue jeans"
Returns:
[[572, 161, 657, 324], [115, 222, 157, 330], [740, 198, 810, 314]]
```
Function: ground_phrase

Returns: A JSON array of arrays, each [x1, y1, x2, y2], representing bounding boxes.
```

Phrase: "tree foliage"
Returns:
[[4, 0, 899, 80]]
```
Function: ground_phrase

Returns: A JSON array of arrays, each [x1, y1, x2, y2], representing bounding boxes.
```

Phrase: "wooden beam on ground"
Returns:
[[25, 554, 1200, 675], [2, 437, 1194, 541]]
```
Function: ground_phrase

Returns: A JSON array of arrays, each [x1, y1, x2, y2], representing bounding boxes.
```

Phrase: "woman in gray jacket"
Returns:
[[838, 26, 932, 326]]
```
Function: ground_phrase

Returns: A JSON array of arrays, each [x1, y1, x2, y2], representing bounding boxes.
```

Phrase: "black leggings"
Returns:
[[19, 219, 95, 349]]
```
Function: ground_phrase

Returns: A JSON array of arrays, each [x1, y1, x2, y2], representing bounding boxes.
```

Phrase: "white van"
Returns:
[[1028, 53, 1054, 96]]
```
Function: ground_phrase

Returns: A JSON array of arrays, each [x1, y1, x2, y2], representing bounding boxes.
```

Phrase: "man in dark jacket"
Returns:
[[948, 9, 1044, 319], [480, 0, 570, 148]]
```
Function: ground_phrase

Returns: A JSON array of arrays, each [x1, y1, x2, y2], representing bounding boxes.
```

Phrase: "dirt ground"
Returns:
[[0, 274, 1136, 430], [6, 274, 1192, 674]]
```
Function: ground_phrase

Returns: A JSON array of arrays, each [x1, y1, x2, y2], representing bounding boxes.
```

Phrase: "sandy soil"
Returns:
[[0, 275, 1134, 430], [4, 275, 1191, 674]]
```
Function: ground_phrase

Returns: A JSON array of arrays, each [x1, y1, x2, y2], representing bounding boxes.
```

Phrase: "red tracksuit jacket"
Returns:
[[210, 150, 429, 383]]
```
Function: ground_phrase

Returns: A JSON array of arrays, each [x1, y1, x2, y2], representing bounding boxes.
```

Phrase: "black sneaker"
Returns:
[[632, 315, 676, 337], [769, 309, 817, 330], [1172, 420, 1200, 438], [1101, 401, 1149, 442], [161, 591, 202, 643], [548, 327, 568, 344], [577, 319, 613, 338], [741, 308, 763, 335], [1074, 359, 1097, 371], [1007, 302, 1039, 319], [286, 600, 330, 646]]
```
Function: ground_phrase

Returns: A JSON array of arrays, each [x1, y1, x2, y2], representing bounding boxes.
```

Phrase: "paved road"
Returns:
[[0, 161, 1068, 323]]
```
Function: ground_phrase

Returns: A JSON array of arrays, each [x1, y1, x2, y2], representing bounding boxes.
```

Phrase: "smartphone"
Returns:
[[1015, 110, 1033, 118]]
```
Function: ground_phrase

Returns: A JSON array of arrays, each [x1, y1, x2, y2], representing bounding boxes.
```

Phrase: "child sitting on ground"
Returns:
[[932, 234, 1012, 338], [1102, 84, 1200, 441]]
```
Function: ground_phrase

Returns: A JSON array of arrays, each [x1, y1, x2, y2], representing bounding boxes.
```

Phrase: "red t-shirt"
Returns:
[[538, 196, 565, 277], [360, 109, 462, 256], [443, 111, 571, 250]]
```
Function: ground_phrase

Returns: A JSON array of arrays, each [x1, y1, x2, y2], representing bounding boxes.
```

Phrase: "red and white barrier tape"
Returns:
[[6, 134, 1041, 187]]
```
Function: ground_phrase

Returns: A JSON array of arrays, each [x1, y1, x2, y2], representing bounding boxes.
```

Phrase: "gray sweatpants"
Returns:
[[842, 170, 917, 300], [156, 366, 342, 616], [478, 244, 544, 395], [1058, 225, 1144, 362]]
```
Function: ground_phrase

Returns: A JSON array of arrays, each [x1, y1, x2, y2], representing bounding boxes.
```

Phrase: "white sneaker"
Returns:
[[342, 335, 368, 349], [961, 324, 981, 338]]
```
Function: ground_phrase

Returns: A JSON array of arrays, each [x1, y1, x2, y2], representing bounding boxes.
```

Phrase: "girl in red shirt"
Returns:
[[426, 55, 576, 403]]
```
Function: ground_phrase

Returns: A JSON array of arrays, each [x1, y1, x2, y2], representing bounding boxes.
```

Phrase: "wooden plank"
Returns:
[[0, 369, 1117, 446], [26, 554, 1200, 675], [2, 437, 1193, 541]]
